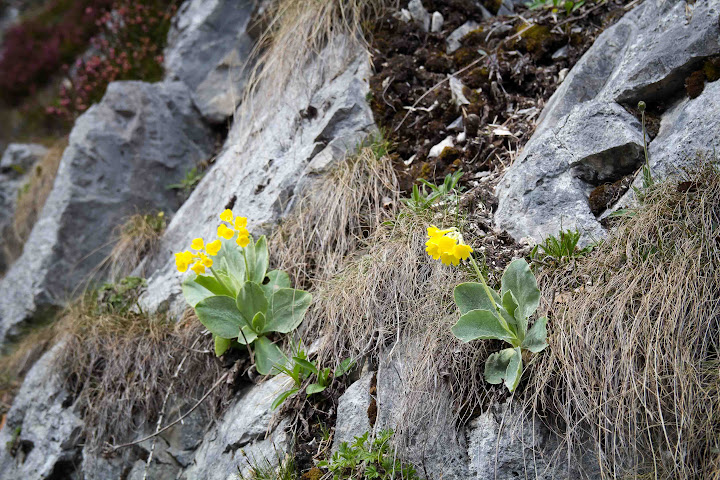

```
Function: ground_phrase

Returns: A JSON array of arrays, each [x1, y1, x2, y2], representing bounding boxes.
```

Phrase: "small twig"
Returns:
[[107, 364, 236, 452]]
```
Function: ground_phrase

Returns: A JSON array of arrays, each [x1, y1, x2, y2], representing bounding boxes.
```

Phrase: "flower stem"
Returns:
[[469, 255, 497, 307]]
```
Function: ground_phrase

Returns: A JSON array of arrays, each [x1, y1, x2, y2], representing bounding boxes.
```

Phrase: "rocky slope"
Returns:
[[0, 0, 718, 479]]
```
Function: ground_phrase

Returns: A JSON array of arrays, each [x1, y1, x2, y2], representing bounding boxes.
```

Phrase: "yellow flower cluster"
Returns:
[[175, 237, 221, 275], [425, 225, 473, 266], [174, 209, 251, 275], [218, 209, 250, 248]]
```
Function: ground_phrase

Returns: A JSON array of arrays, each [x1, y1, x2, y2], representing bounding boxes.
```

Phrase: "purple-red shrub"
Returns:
[[0, 0, 114, 104], [48, 0, 177, 119]]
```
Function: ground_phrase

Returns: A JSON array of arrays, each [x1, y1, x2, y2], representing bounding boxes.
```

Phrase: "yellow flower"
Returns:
[[220, 209, 234, 222], [236, 234, 250, 248], [425, 226, 474, 266], [191, 262, 206, 275], [191, 238, 204, 250], [218, 223, 234, 240], [206, 239, 221, 256], [425, 235, 456, 260], [199, 253, 213, 268], [234, 216, 247, 230], [452, 243, 473, 261], [428, 225, 454, 238], [174, 250, 194, 272]]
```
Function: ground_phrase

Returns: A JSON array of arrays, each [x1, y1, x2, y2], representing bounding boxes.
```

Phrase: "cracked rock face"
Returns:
[[180, 375, 292, 479], [139, 38, 374, 318], [496, 0, 720, 243], [0, 342, 83, 480], [164, 0, 257, 123], [0, 81, 214, 346]]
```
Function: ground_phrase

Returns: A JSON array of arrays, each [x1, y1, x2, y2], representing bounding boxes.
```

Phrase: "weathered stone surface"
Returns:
[[0, 80, 213, 345], [140, 39, 374, 317], [333, 372, 373, 450], [0, 143, 47, 272], [496, 102, 643, 243], [376, 344, 471, 480], [0, 342, 83, 480], [180, 375, 292, 479], [496, 0, 720, 243], [164, 0, 256, 122], [467, 402, 600, 479]]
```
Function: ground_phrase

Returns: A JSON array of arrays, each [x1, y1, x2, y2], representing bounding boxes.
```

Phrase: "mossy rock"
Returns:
[[463, 66, 490, 89], [516, 24, 556, 57], [703, 57, 720, 82], [438, 146, 461, 163], [461, 27, 486, 48]]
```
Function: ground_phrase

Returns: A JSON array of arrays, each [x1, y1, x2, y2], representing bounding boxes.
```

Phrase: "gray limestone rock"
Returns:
[[0, 342, 83, 480], [333, 372, 374, 450], [0, 80, 213, 345], [164, 0, 256, 122], [447, 21, 480, 54], [496, 0, 720, 243], [375, 344, 471, 480], [467, 402, 600, 479], [408, 0, 431, 32], [180, 374, 292, 479]]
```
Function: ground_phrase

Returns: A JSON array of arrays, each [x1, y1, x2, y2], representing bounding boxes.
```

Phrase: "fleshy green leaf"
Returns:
[[244, 236, 269, 284], [501, 259, 540, 324], [195, 295, 245, 339], [522, 316, 548, 353], [504, 347, 523, 392], [501, 290, 518, 320], [254, 336, 286, 376], [181, 275, 214, 308], [214, 336, 232, 356], [215, 238, 246, 283], [236, 282, 268, 324], [264, 288, 312, 334], [194, 274, 235, 298], [484, 347, 523, 392], [236, 324, 258, 345], [306, 383, 327, 395], [262, 270, 291, 299], [451, 309, 515, 343], [252, 312, 266, 332], [271, 388, 299, 410], [453, 282, 498, 315]]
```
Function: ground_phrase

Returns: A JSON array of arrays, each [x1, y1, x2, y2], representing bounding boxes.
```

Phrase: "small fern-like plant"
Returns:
[[530, 229, 592, 264], [317, 429, 420, 480], [401, 170, 463, 212], [451, 259, 548, 392]]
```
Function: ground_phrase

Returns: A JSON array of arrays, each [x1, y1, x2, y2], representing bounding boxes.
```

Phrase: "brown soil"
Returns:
[[367, 0, 632, 193]]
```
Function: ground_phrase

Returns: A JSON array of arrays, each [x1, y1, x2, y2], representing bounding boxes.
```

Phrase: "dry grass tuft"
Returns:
[[269, 141, 399, 287], [240, 0, 392, 120], [304, 207, 497, 435], [7, 138, 66, 258], [526, 162, 720, 478], [106, 211, 167, 281], [59, 296, 229, 450], [0, 279, 230, 450]]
